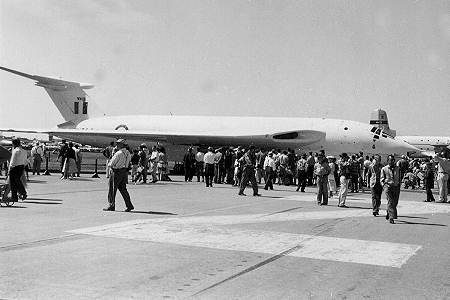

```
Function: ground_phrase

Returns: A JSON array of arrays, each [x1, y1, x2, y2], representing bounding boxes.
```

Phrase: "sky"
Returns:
[[0, 0, 449, 136]]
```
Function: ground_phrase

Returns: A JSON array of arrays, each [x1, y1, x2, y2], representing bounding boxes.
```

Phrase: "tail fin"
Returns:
[[0, 66, 93, 128], [370, 108, 396, 137]]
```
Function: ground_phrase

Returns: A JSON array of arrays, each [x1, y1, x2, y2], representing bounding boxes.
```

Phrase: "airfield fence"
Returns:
[[38, 151, 183, 175]]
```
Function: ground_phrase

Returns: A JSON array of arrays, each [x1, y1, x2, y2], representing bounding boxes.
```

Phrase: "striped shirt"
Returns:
[[108, 149, 131, 169]]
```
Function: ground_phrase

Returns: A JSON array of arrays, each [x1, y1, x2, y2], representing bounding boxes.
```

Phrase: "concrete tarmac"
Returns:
[[0, 175, 449, 299]]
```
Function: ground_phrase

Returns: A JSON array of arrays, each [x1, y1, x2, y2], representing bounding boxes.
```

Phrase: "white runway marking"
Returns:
[[69, 197, 447, 268], [69, 204, 428, 268], [70, 221, 420, 268]]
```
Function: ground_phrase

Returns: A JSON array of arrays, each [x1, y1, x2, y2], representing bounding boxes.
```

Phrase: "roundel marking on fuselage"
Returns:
[[115, 124, 129, 131]]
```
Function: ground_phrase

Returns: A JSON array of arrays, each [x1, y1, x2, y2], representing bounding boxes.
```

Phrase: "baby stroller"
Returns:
[[0, 181, 14, 207], [132, 166, 144, 184], [403, 172, 417, 189]]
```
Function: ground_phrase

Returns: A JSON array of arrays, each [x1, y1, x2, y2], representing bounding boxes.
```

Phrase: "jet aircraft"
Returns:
[[370, 109, 450, 157], [0, 66, 417, 157]]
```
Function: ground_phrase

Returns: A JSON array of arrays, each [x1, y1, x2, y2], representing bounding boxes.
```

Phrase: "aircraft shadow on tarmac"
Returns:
[[395, 220, 447, 227], [126, 210, 177, 215]]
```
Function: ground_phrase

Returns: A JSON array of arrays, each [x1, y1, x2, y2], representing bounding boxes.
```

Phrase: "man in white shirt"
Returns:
[[8, 139, 28, 201], [263, 152, 276, 190], [149, 145, 159, 183], [203, 147, 216, 187], [103, 139, 133, 212], [433, 152, 450, 203], [195, 147, 205, 182]]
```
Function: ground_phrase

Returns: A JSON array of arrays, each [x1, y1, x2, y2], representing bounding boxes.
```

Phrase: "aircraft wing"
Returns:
[[1, 128, 50, 134], [0, 127, 326, 147], [0, 128, 324, 147]]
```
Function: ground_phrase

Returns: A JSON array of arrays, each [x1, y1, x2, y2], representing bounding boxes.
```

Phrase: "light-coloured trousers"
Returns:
[[328, 175, 336, 194], [436, 173, 449, 202], [338, 176, 349, 206]]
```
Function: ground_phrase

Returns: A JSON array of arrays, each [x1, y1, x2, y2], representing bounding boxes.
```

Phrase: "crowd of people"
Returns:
[[178, 146, 450, 224], [2, 138, 449, 222]]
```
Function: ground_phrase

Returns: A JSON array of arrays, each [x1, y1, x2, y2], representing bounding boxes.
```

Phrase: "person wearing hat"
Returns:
[[203, 146, 216, 187], [314, 153, 331, 205], [104, 139, 134, 212], [337, 153, 351, 207], [238, 145, 260, 196]]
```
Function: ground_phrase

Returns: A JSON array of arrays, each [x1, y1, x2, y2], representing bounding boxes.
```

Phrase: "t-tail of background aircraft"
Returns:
[[0, 66, 418, 159], [370, 108, 450, 157]]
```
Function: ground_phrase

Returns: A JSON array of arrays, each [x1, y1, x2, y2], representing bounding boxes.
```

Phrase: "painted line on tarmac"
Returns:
[[0, 233, 83, 252]]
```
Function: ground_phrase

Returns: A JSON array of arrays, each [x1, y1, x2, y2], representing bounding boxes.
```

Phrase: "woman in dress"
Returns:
[[63, 142, 78, 180]]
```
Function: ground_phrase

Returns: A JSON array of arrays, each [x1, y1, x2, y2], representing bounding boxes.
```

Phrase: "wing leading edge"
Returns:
[[0, 128, 325, 148]]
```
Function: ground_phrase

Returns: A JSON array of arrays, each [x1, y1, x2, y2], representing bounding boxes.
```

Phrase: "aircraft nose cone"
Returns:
[[389, 138, 420, 154]]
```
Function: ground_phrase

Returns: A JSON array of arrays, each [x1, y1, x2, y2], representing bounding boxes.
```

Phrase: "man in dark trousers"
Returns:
[[8, 139, 28, 201], [381, 155, 401, 224], [423, 159, 435, 202], [203, 147, 215, 187], [238, 146, 261, 197], [314, 153, 331, 205], [367, 155, 382, 216], [183, 147, 196, 182], [102, 141, 115, 178], [296, 153, 308, 192], [306, 152, 315, 186], [138, 143, 149, 184], [103, 139, 134, 212], [58, 139, 68, 178]]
